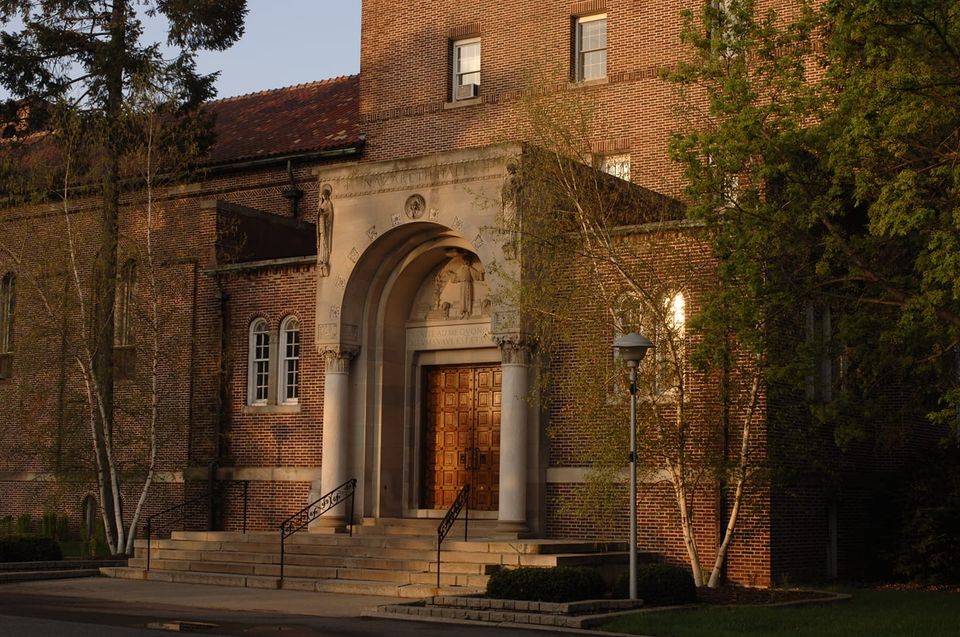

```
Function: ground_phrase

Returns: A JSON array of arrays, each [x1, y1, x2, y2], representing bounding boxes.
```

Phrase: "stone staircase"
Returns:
[[101, 518, 628, 598]]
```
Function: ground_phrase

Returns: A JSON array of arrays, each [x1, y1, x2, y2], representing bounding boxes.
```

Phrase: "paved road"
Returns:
[[0, 583, 582, 637]]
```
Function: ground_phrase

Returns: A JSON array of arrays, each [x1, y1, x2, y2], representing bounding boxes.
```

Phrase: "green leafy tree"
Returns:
[[671, 0, 960, 442], [0, 0, 247, 554]]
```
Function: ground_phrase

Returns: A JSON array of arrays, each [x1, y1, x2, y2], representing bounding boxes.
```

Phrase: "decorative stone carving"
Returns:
[[417, 251, 488, 321], [405, 194, 426, 219], [317, 184, 334, 277], [366, 225, 378, 242], [322, 346, 358, 374], [317, 323, 338, 339], [494, 335, 535, 366]]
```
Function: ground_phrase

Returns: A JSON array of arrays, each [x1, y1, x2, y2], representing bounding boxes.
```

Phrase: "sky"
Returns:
[[0, 1, 362, 101], [183, 1, 362, 98]]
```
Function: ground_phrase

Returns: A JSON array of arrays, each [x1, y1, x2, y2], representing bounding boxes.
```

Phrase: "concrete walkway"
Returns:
[[0, 576, 397, 618]]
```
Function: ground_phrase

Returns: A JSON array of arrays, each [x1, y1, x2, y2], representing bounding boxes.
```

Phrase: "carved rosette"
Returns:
[[494, 336, 535, 366], [322, 346, 359, 374]]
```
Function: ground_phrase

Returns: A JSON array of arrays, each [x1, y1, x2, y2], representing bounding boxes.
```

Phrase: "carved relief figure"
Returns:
[[454, 253, 483, 318], [317, 184, 334, 277], [416, 251, 489, 321]]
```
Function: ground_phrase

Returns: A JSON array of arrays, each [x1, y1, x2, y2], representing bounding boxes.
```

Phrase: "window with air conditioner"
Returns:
[[452, 37, 480, 101]]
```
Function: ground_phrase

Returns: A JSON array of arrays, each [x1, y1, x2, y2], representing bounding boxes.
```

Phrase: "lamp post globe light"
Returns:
[[612, 332, 654, 601]]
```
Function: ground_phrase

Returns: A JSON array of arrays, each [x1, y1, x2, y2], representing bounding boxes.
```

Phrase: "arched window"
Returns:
[[279, 316, 300, 404], [655, 292, 686, 393], [612, 290, 686, 395], [0, 272, 15, 379], [115, 259, 137, 347], [248, 319, 271, 405], [81, 495, 97, 538], [113, 260, 137, 379]]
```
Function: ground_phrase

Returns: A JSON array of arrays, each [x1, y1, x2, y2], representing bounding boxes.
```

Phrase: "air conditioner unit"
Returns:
[[456, 83, 479, 100]]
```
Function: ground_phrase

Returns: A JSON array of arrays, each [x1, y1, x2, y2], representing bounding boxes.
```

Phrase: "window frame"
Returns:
[[279, 316, 301, 405], [0, 272, 14, 355], [451, 36, 481, 100], [115, 259, 137, 348], [611, 291, 686, 399], [0, 272, 14, 380], [248, 318, 271, 406], [574, 13, 607, 82]]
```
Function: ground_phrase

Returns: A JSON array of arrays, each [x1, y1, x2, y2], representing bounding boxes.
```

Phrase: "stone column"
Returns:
[[495, 336, 533, 534], [314, 346, 358, 528]]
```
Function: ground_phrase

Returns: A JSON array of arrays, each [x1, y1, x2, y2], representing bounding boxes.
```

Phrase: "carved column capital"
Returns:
[[322, 346, 359, 374], [494, 335, 536, 366]]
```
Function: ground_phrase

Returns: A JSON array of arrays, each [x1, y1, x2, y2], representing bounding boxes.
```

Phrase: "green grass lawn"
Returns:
[[600, 589, 960, 637]]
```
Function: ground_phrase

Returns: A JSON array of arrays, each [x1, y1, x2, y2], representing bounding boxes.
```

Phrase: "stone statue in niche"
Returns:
[[317, 183, 334, 277]]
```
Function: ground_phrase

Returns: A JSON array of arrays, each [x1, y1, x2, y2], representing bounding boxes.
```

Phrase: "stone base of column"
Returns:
[[495, 519, 531, 537]]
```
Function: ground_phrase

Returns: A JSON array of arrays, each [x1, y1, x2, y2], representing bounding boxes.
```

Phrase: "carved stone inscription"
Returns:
[[406, 323, 493, 350]]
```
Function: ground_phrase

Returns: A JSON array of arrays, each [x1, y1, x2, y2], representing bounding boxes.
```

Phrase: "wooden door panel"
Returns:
[[422, 364, 501, 511]]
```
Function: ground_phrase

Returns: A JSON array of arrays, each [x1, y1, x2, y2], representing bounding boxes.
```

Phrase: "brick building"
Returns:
[[0, 0, 920, 588]]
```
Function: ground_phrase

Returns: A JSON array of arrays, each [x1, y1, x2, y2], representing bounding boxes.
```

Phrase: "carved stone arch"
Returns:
[[317, 220, 492, 352]]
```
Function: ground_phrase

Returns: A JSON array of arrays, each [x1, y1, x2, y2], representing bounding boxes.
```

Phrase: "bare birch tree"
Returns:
[[495, 83, 765, 588]]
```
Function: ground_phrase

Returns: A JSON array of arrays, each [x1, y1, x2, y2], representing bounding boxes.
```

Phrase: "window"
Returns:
[[114, 260, 137, 379], [601, 154, 631, 181], [613, 291, 685, 395], [248, 319, 271, 405], [452, 37, 481, 100], [710, 0, 739, 54], [115, 260, 137, 347], [279, 316, 300, 404], [0, 272, 14, 379], [806, 304, 836, 403], [81, 495, 97, 538], [575, 14, 607, 82]]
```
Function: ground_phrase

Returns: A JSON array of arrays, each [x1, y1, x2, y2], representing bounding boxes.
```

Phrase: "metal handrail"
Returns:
[[145, 480, 249, 571], [436, 484, 470, 588], [278, 478, 356, 584]]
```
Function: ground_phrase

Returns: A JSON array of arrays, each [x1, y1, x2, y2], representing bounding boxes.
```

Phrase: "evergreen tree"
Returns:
[[0, 0, 247, 554]]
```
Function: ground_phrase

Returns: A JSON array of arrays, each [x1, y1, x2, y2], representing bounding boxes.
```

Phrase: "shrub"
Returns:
[[614, 563, 697, 605], [14, 514, 31, 535], [0, 536, 63, 562], [896, 449, 960, 584], [0, 516, 12, 538], [486, 566, 607, 603]]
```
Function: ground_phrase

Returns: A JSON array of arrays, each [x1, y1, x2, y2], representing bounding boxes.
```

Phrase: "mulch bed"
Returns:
[[694, 586, 836, 606]]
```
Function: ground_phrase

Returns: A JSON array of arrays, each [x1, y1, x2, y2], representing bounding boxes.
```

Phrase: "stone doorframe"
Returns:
[[310, 144, 544, 535]]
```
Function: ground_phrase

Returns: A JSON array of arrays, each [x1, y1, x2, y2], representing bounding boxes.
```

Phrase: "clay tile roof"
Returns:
[[203, 74, 360, 165]]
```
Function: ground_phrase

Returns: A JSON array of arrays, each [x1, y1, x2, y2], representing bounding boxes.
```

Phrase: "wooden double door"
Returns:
[[422, 365, 501, 511]]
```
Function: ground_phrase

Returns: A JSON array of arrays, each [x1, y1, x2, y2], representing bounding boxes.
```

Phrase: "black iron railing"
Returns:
[[145, 480, 249, 571], [436, 483, 470, 588], [278, 478, 356, 584]]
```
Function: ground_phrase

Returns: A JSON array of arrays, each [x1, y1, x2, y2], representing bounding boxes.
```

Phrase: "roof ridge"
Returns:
[[208, 74, 358, 105]]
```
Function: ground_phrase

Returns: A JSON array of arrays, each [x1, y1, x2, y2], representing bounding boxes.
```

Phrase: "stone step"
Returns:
[[0, 559, 124, 572], [356, 519, 500, 537], [100, 566, 483, 598], [373, 596, 644, 629], [0, 569, 102, 583]]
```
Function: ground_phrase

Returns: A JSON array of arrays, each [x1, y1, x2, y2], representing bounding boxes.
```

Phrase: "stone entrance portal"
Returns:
[[313, 145, 541, 533], [422, 364, 501, 511]]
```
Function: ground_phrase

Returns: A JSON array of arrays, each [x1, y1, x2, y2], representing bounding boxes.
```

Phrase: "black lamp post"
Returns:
[[612, 332, 654, 601]]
